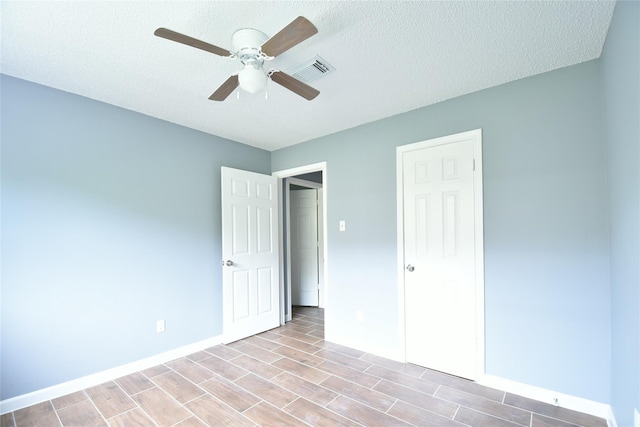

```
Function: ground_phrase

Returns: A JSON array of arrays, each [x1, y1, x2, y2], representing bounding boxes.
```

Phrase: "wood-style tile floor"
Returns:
[[2, 307, 606, 427]]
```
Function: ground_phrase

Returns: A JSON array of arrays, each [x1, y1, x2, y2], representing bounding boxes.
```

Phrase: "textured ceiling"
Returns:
[[1, 1, 615, 151]]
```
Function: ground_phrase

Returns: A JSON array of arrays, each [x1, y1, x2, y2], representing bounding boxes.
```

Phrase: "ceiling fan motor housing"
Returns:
[[232, 28, 269, 60]]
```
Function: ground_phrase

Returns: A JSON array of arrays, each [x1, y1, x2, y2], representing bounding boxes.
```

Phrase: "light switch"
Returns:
[[339, 220, 346, 231]]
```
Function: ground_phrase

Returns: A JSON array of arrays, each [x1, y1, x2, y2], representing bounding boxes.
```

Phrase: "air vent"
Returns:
[[287, 55, 335, 84]]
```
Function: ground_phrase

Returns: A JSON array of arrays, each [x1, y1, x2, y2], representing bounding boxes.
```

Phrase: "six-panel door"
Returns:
[[221, 167, 280, 343], [403, 139, 478, 380]]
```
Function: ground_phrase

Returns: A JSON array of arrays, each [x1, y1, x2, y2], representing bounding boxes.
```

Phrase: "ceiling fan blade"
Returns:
[[154, 28, 233, 57], [269, 71, 319, 100], [209, 75, 239, 101], [261, 16, 318, 57]]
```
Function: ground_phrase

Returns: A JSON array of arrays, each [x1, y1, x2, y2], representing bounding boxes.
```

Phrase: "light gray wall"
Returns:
[[3, 9, 636, 414], [0, 75, 271, 399], [272, 60, 611, 402], [601, 2, 640, 426]]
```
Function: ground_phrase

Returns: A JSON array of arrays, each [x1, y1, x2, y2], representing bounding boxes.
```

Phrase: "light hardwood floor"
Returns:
[[1, 307, 606, 427]]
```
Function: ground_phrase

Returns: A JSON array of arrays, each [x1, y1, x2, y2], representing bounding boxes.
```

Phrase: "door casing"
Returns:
[[396, 129, 485, 378]]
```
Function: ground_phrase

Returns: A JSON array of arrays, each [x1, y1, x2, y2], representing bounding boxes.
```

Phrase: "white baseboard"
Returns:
[[479, 374, 617, 427], [0, 335, 223, 415]]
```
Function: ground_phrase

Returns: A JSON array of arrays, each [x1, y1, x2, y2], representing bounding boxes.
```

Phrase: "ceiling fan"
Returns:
[[154, 16, 320, 101]]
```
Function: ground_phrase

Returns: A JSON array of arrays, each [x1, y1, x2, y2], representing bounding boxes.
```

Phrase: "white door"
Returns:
[[402, 132, 482, 380], [221, 167, 279, 343], [290, 189, 319, 306]]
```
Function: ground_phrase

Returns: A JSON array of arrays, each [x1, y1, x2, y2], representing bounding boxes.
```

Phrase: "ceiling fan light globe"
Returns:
[[238, 67, 267, 94]]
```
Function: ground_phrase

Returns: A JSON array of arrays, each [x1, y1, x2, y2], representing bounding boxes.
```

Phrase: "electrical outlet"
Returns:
[[156, 320, 166, 333]]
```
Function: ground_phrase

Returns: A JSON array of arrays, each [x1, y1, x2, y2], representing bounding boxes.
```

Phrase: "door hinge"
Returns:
[[473, 159, 476, 171]]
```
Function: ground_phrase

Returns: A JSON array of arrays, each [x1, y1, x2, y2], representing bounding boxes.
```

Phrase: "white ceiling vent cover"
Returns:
[[287, 56, 335, 83]]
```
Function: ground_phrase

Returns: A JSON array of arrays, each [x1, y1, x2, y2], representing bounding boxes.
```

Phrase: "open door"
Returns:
[[221, 167, 280, 343]]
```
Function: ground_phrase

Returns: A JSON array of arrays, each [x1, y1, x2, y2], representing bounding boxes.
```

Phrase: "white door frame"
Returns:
[[396, 129, 485, 377], [273, 162, 328, 324]]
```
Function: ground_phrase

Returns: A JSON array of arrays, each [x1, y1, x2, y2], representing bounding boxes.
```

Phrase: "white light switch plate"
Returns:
[[339, 220, 346, 231]]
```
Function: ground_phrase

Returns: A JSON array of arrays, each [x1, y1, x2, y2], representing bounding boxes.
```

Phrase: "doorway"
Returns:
[[290, 183, 324, 308], [396, 130, 484, 380], [272, 162, 328, 324]]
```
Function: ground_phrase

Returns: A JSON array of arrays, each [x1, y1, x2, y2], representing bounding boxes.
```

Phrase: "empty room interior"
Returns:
[[1, 1, 638, 427]]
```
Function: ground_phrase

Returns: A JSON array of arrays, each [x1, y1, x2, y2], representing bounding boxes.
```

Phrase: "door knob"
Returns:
[[222, 260, 234, 266], [406, 264, 415, 272]]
